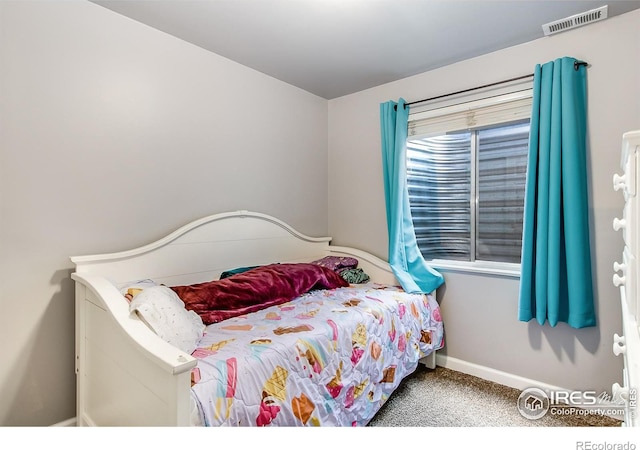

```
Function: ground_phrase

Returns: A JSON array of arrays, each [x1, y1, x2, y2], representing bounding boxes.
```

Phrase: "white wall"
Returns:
[[328, 10, 640, 394], [0, 1, 328, 426], [2, 0, 638, 427]]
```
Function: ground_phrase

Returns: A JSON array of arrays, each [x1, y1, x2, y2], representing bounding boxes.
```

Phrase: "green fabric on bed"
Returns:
[[340, 268, 370, 284], [219, 266, 260, 279]]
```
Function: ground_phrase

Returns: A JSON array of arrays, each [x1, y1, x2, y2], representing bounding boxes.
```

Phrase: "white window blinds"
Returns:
[[408, 90, 533, 138]]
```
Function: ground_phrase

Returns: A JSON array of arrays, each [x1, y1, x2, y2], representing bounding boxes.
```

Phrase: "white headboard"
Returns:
[[71, 210, 333, 287]]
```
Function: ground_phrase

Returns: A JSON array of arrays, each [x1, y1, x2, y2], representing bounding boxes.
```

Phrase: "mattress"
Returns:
[[187, 282, 443, 426]]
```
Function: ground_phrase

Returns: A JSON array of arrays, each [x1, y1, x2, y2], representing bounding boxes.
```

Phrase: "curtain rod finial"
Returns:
[[574, 60, 588, 71]]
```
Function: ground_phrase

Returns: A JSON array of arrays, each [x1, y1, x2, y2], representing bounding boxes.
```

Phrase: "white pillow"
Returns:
[[129, 285, 205, 354]]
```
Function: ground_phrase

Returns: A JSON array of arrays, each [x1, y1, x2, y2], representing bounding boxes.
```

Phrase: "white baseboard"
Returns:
[[435, 354, 623, 421], [435, 354, 564, 392], [51, 417, 76, 427]]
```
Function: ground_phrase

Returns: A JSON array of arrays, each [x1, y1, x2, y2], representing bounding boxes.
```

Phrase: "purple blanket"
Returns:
[[170, 263, 349, 324]]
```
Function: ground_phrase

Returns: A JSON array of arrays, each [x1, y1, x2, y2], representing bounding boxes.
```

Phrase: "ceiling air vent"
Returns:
[[542, 5, 608, 36]]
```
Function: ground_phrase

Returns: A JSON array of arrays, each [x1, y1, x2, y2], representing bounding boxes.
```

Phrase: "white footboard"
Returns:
[[74, 274, 196, 426]]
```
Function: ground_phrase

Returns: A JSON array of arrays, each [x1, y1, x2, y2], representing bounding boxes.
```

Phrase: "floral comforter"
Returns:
[[189, 282, 444, 426]]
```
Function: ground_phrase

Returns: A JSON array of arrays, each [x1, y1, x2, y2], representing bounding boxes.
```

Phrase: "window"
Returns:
[[406, 90, 532, 272]]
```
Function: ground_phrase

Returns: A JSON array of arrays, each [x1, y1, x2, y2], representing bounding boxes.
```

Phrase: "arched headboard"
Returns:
[[72, 210, 333, 286]]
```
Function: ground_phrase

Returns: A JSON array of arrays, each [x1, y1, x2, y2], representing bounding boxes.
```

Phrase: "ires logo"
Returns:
[[517, 387, 633, 420], [550, 390, 604, 405]]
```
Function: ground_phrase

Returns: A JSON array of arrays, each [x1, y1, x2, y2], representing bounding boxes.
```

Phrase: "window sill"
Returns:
[[429, 260, 521, 279]]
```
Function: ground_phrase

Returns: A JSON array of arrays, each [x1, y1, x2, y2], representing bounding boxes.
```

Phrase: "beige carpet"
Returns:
[[368, 365, 622, 427]]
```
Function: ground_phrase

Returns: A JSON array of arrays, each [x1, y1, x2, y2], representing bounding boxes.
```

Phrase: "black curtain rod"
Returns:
[[395, 60, 588, 110]]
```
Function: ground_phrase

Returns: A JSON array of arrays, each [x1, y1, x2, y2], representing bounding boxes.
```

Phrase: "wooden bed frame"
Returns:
[[71, 210, 437, 426]]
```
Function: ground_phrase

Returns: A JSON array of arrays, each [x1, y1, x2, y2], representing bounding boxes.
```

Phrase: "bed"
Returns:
[[70, 210, 443, 426]]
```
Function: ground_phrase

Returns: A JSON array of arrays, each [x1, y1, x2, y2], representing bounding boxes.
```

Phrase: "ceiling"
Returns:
[[92, 0, 640, 99]]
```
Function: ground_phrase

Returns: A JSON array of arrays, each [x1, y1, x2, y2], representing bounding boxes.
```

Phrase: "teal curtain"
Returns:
[[380, 98, 445, 294], [518, 57, 595, 328]]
